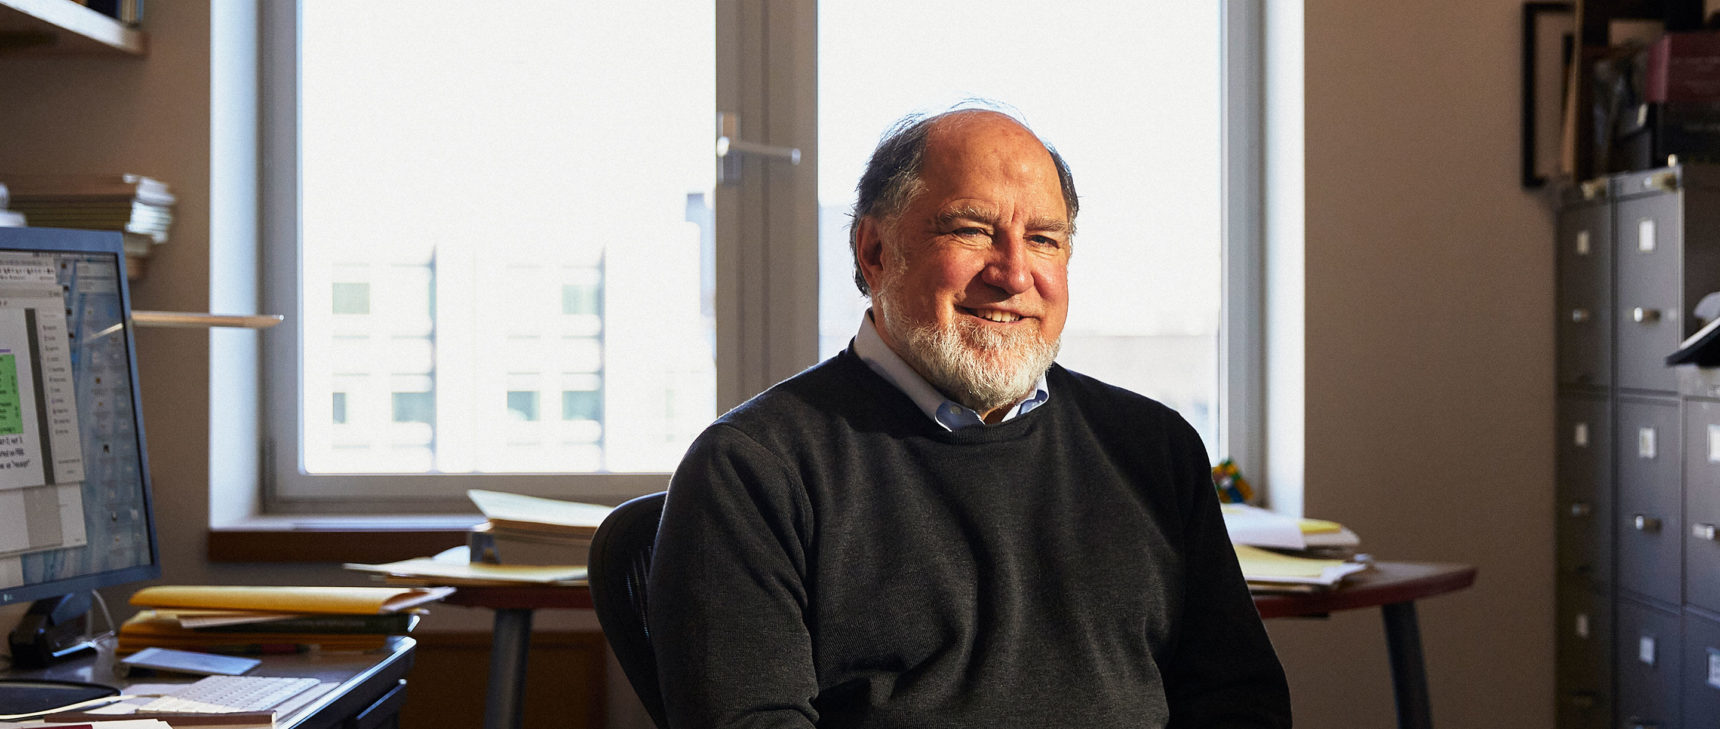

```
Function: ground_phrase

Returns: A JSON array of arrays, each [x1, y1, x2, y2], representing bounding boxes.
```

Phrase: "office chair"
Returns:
[[588, 490, 670, 729]]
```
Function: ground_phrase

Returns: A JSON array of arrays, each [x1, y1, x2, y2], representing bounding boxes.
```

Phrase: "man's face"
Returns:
[[858, 113, 1072, 419]]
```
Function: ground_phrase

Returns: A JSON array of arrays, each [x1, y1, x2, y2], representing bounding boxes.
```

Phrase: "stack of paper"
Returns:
[[1233, 544, 1371, 593], [346, 547, 587, 587], [0, 173, 176, 278], [464, 489, 611, 567], [1221, 503, 1363, 558], [119, 585, 450, 655]]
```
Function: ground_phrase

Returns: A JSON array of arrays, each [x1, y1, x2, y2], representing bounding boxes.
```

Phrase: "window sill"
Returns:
[[206, 514, 483, 564]]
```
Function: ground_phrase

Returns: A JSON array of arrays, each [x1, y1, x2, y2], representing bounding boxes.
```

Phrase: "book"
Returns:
[[1, 173, 176, 207], [467, 489, 611, 538], [468, 522, 592, 567], [130, 585, 454, 615]]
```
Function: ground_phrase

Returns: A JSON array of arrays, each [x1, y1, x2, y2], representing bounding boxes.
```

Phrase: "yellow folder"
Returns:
[[130, 585, 453, 615]]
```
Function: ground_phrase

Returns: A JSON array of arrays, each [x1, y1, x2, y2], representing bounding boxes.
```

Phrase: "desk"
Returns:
[[3, 636, 416, 729], [443, 584, 592, 729], [1253, 561, 1477, 729]]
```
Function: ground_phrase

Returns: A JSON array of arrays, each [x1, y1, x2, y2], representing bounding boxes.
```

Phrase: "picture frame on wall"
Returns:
[[1523, 2, 1576, 188]]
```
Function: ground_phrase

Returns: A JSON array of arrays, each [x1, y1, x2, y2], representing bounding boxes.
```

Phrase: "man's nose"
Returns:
[[981, 235, 1034, 295]]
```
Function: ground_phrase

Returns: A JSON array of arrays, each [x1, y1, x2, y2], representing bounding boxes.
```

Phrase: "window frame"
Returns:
[[256, 0, 1262, 514]]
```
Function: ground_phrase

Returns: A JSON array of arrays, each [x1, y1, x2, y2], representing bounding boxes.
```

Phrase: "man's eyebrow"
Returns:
[[934, 205, 1000, 228], [934, 206, 1070, 234]]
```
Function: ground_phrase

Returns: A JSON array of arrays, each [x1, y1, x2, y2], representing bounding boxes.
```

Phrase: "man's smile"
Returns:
[[960, 306, 1023, 323]]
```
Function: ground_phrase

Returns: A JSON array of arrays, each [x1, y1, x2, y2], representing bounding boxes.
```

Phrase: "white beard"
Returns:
[[877, 297, 1060, 416]]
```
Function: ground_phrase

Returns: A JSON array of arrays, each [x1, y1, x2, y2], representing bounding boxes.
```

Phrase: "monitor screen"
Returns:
[[0, 227, 158, 608]]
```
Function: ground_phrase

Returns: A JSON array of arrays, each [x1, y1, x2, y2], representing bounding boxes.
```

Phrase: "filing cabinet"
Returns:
[[1684, 610, 1720, 727], [1617, 597, 1682, 729], [1685, 400, 1720, 615], [1555, 164, 1720, 728]]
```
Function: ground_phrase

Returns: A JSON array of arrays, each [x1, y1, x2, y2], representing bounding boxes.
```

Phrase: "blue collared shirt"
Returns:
[[853, 311, 1049, 431]]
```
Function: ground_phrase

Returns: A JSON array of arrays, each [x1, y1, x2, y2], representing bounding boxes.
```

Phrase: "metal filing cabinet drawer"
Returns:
[[1615, 188, 1683, 394], [1687, 400, 1720, 614], [1619, 397, 1684, 605], [1559, 393, 1613, 587], [1619, 597, 1684, 729], [1557, 580, 1613, 729], [1686, 610, 1720, 728], [1559, 200, 1613, 389]]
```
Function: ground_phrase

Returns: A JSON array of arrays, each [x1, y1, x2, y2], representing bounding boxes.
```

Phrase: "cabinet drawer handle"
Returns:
[[1580, 179, 1607, 199], [1695, 523, 1719, 541], [1646, 170, 1679, 191], [1571, 308, 1591, 323], [1634, 514, 1663, 532], [1569, 502, 1593, 518], [1628, 721, 1660, 729], [1569, 690, 1597, 709], [1633, 307, 1662, 323]]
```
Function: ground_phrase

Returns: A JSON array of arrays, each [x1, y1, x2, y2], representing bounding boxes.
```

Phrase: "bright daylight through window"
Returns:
[[274, 1, 1225, 501]]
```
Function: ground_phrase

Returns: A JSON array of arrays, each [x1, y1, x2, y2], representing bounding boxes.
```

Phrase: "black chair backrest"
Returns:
[[588, 491, 670, 729]]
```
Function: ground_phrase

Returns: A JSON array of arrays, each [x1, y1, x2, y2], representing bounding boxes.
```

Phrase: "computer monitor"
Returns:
[[0, 227, 159, 625]]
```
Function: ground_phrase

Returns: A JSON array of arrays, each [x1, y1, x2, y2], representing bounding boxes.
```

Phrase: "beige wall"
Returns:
[[1265, 1, 1556, 727], [2, 2, 1563, 727]]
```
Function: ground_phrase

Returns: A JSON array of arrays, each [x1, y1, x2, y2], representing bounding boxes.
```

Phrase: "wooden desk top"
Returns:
[[1251, 561, 1477, 619], [432, 562, 1476, 620]]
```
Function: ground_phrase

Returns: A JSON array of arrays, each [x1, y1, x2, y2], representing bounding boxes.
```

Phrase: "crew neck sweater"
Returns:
[[648, 349, 1291, 729]]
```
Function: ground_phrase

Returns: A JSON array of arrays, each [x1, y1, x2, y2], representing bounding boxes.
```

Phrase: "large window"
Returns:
[[817, 2, 1224, 447], [262, 2, 1258, 510]]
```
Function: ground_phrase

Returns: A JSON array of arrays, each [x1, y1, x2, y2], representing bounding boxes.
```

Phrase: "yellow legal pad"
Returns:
[[130, 585, 454, 615]]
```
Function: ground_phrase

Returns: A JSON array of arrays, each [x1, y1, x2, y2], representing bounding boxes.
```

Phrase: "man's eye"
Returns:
[[1031, 235, 1063, 248], [953, 227, 987, 237]]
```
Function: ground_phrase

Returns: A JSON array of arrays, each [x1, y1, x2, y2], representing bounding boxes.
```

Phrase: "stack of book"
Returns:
[[464, 489, 612, 567], [0, 173, 176, 278], [117, 585, 452, 655]]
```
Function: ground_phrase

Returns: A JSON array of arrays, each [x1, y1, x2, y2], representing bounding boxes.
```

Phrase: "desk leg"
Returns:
[[485, 608, 534, 729], [1381, 601, 1432, 729]]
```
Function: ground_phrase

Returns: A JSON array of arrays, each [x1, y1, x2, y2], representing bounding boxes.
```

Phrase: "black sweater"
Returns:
[[648, 350, 1291, 728]]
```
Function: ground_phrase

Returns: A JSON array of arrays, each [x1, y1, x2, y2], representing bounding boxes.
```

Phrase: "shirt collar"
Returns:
[[854, 310, 1050, 431]]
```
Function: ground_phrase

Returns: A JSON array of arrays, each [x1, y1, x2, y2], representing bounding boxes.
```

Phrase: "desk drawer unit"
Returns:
[[1617, 597, 1683, 729], [1687, 400, 1720, 614], [1617, 397, 1684, 606], [1558, 198, 1613, 389], [1558, 394, 1613, 588]]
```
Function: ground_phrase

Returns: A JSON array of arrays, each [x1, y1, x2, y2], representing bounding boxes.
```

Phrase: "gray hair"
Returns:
[[848, 105, 1079, 296]]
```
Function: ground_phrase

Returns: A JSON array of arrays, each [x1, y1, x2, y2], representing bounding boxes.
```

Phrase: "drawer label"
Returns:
[[1575, 422, 1589, 448], [1575, 612, 1589, 639], [1640, 635, 1656, 666], [1639, 427, 1657, 460], [1639, 218, 1657, 252], [1710, 648, 1720, 689], [1576, 230, 1590, 256], [1709, 424, 1720, 463]]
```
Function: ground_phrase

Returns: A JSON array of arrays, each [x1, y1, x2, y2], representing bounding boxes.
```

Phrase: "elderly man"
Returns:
[[648, 107, 1291, 728]]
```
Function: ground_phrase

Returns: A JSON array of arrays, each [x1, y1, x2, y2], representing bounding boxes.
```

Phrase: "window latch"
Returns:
[[716, 111, 801, 185]]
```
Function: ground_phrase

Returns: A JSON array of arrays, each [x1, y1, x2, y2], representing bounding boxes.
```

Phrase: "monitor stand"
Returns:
[[7, 593, 98, 668]]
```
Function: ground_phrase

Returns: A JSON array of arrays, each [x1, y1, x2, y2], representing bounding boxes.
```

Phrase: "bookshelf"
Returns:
[[0, 0, 144, 56]]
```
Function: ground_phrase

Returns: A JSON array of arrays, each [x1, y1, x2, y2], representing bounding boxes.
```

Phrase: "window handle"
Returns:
[[716, 111, 801, 185]]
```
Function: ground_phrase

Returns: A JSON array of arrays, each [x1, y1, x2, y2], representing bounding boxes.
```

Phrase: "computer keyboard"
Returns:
[[137, 675, 322, 713]]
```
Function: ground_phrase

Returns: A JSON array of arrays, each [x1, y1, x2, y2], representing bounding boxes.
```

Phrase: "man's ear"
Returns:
[[854, 216, 889, 294]]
